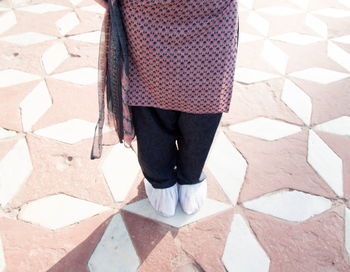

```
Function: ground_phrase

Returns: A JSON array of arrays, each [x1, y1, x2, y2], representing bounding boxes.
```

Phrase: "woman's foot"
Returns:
[[143, 178, 179, 217], [178, 179, 207, 215]]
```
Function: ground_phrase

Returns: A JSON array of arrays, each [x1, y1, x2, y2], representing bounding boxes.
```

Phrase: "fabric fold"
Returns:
[[90, 0, 135, 160]]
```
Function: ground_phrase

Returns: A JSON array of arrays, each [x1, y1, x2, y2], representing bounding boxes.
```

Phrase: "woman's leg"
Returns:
[[131, 105, 180, 189], [176, 111, 223, 185]]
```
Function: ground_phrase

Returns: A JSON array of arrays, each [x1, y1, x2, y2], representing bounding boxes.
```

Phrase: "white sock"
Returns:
[[178, 179, 207, 215], [143, 178, 179, 217]]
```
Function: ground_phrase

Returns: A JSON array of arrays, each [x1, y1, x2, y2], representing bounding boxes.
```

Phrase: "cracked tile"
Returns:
[[88, 213, 140, 272]]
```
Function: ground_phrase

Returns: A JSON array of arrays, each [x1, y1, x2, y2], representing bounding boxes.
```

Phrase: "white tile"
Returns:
[[270, 32, 322, 45], [33, 118, 112, 144], [56, 12, 80, 36], [0, 32, 56, 45], [235, 67, 279, 84], [222, 213, 270, 272], [0, 10, 16, 34], [122, 198, 232, 228], [206, 130, 247, 205], [328, 41, 350, 71], [289, 0, 309, 10], [79, 4, 105, 14], [307, 129, 343, 197], [50, 67, 98, 85], [17, 3, 69, 13], [313, 116, 350, 137], [42, 41, 69, 74], [262, 40, 289, 74], [242, 190, 332, 222], [311, 8, 350, 18], [239, 32, 263, 43], [0, 69, 40, 87], [0, 127, 17, 139], [18, 193, 111, 229], [257, 7, 302, 16], [240, 0, 255, 9], [305, 14, 328, 38], [345, 207, 350, 258], [0, 238, 5, 272], [339, 0, 350, 8], [247, 12, 269, 36], [228, 117, 301, 141], [0, 137, 33, 208], [20, 80, 52, 131], [101, 143, 140, 202], [69, 0, 84, 6], [67, 31, 100, 44], [88, 213, 140, 272], [289, 67, 349, 84], [332, 35, 350, 44], [281, 79, 312, 126]]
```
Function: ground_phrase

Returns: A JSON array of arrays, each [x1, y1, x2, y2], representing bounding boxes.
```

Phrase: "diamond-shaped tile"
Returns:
[[270, 32, 322, 45], [122, 198, 232, 228], [332, 35, 350, 44], [328, 41, 350, 71], [0, 127, 17, 139], [0, 32, 56, 45], [67, 31, 100, 44], [305, 14, 328, 38], [79, 4, 105, 14], [240, 0, 255, 9], [0, 137, 33, 208], [239, 32, 263, 43], [19, 80, 52, 132], [290, 0, 309, 10], [18, 193, 111, 229], [242, 190, 332, 221], [56, 12, 80, 36], [228, 117, 301, 141], [0, 10, 16, 34], [289, 67, 349, 84], [281, 79, 312, 126], [311, 8, 350, 18], [50, 67, 98, 85], [17, 3, 69, 13], [88, 213, 140, 272], [41, 41, 69, 74], [307, 129, 343, 197], [33, 118, 112, 144], [313, 116, 350, 136], [235, 67, 279, 84], [0, 69, 40, 88], [262, 40, 289, 74], [207, 131, 247, 205], [257, 7, 302, 16], [246, 11, 269, 36], [222, 213, 270, 272], [101, 143, 140, 202]]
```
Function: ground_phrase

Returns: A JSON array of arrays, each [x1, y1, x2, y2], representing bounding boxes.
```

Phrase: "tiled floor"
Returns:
[[0, 0, 350, 271]]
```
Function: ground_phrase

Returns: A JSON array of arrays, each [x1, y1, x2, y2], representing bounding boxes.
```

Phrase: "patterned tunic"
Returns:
[[119, 0, 240, 113]]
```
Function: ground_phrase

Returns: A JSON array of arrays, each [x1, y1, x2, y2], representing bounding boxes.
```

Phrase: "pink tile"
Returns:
[[244, 206, 350, 271]]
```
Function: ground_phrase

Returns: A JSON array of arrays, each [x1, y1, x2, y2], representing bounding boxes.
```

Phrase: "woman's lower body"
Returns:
[[131, 105, 222, 216]]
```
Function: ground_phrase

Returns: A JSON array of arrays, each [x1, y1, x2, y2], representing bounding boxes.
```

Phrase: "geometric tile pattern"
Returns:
[[0, 0, 350, 270]]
